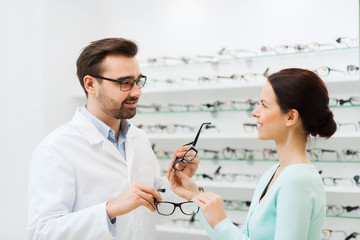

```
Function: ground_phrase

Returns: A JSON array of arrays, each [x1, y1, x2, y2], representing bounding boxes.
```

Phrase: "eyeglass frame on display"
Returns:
[[330, 96, 360, 106], [326, 204, 360, 216]]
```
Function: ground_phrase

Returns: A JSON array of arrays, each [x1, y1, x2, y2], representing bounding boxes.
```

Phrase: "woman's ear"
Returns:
[[285, 109, 299, 127]]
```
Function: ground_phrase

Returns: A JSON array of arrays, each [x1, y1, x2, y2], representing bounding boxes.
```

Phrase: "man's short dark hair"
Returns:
[[76, 38, 138, 96]]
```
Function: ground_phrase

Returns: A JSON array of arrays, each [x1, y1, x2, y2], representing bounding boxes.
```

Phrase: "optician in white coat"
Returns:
[[27, 37, 195, 240], [28, 109, 183, 240]]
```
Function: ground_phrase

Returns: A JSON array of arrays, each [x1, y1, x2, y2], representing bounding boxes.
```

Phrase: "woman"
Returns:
[[168, 68, 337, 240]]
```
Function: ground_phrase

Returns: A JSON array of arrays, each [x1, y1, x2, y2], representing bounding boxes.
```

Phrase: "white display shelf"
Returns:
[[147, 133, 256, 140], [156, 225, 207, 236], [140, 47, 358, 69], [143, 78, 360, 94], [146, 131, 360, 140], [185, 181, 360, 193], [196, 181, 258, 190], [324, 186, 360, 194]]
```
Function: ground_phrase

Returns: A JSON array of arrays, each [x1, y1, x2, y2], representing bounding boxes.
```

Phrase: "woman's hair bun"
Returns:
[[309, 109, 337, 138]]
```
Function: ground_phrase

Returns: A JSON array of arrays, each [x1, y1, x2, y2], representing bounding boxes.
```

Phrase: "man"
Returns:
[[28, 38, 199, 240]]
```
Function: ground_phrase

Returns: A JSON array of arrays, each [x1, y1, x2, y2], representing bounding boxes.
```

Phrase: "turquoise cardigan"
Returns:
[[197, 164, 326, 240]]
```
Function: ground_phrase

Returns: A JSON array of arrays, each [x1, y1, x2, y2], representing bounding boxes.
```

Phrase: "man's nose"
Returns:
[[129, 82, 141, 97]]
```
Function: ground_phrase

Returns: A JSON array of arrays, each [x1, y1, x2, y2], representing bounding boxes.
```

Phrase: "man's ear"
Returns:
[[285, 109, 299, 127], [83, 75, 96, 95]]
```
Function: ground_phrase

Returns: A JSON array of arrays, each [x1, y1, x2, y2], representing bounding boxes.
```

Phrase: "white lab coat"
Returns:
[[28, 109, 181, 240]]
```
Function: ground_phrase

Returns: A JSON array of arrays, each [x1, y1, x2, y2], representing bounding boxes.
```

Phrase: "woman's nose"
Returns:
[[251, 106, 259, 118]]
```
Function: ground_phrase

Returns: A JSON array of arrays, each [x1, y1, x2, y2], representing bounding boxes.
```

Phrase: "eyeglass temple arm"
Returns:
[[345, 232, 359, 240], [192, 122, 211, 146], [214, 166, 222, 175]]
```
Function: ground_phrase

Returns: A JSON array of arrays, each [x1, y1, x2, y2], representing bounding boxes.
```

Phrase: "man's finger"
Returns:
[[135, 182, 162, 201], [138, 190, 157, 211]]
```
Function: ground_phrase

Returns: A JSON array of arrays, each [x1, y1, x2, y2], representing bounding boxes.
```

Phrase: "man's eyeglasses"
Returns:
[[154, 189, 200, 216], [91, 74, 147, 92], [172, 122, 212, 171]]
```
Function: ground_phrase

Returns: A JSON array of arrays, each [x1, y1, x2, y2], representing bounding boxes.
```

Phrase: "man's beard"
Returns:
[[98, 91, 138, 119]]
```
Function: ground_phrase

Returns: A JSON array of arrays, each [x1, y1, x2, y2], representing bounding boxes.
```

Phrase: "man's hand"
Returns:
[[106, 182, 162, 220], [173, 145, 199, 178]]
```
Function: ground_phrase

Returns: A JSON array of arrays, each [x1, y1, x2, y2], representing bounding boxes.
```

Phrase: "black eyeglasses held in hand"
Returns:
[[154, 189, 200, 216], [91, 74, 147, 92], [172, 122, 212, 171]]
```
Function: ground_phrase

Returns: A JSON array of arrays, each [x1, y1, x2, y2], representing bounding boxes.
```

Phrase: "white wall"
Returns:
[[1, 0, 358, 239]]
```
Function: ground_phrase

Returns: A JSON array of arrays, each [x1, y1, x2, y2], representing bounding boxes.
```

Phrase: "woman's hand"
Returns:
[[192, 192, 227, 229], [173, 145, 199, 178], [167, 157, 201, 201]]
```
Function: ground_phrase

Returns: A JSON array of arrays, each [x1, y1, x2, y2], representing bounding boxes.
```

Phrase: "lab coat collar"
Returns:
[[71, 108, 140, 145]]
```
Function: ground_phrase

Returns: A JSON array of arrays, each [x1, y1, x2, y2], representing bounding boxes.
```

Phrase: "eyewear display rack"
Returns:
[[130, 46, 360, 240]]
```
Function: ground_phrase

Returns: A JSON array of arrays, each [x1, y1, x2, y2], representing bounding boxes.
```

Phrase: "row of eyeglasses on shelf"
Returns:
[[155, 146, 360, 161], [147, 65, 359, 87], [142, 37, 359, 65], [159, 166, 360, 188], [196, 167, 359, 187], [165, 215, 359, 239], [137, 96, 360, 113], [139, 121, 360, 134]]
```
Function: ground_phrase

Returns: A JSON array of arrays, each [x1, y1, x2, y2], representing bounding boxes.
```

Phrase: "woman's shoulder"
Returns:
[[279, 164, 323, 189]]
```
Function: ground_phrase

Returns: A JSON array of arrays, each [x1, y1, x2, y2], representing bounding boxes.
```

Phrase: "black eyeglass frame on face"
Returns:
[[172, 122, 212, 171], [90, 74, 147, 92]]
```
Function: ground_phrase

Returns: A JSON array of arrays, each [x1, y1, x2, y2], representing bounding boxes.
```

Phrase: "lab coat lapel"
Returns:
[[72, 108, 127, 164], [125, 129, 137, 183], [102, 140, 126, 164]]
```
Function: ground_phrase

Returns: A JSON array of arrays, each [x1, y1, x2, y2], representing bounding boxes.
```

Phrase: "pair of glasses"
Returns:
[[198, 148, 220, 160], [139, 124, 195, 134], [313, 66, 345, 77], [322, 176, 355, 187], [163, 103, 199, 112], [154, 189, 199, 216], [91, 74, 147, 91], [330, 97, 360, 106], [136, 104, 162, 112], [243, 123, 258, 133], [229, 99, 259, 110], [336, 37, 359, 47], [347, 65, 359, 76], [155, 150, 175, 158], [343, 149, 360, 160], [172, 122, 212, 171], [214, 73, 261, 82], [307, 148, 340, 160], [223, 147, 264, 160], [214, 166, 259, 182], [326, 204, 360, 216], [321, 229, 348, 240], [336, 122, 359, 132], [217, 47, 258, 57], [223, 199, 251, 210]]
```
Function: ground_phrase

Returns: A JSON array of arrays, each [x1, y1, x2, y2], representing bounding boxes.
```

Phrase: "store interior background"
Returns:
[[1, 0, 358, 239]]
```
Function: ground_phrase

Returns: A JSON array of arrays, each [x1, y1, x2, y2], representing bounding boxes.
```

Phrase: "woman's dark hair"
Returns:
[[267, 68, 336, 138], [76, 38, 138, 97]]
